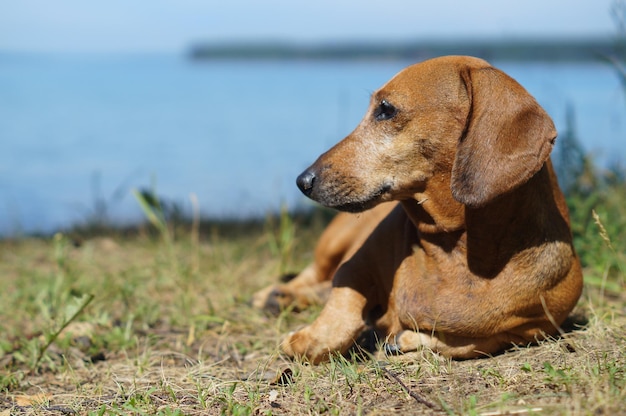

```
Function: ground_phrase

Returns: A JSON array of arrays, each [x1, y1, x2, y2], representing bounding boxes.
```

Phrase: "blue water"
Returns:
[[0, 53, 624, 235]]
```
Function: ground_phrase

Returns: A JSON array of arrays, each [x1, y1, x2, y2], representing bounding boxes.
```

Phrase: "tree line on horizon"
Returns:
[[189, 37, 620, 63]]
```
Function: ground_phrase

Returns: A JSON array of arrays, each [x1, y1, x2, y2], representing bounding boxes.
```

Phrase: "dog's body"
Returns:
[[254, 56, 583, 363]]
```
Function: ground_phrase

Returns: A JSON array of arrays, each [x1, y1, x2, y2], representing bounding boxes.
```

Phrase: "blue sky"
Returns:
[[0, 0, 618, 53]]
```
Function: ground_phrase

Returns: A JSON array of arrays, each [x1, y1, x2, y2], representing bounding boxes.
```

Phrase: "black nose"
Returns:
[[296, 170, 316, 196]]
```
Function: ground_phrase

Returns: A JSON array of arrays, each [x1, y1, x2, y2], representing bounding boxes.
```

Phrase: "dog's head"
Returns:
[[296, 56, 556, 212]]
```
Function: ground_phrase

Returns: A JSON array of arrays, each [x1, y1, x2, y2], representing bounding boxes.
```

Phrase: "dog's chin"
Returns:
[[317, 185, 392, 213], [330, 199, 380, 213]]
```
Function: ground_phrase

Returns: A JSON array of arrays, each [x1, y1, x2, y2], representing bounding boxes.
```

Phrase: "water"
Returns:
[[0, 53, 624, 235]]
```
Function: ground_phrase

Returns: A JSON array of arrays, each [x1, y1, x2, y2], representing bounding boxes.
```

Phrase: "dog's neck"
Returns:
[[402, 164, 569, 278], [401, 173, 465, 234]]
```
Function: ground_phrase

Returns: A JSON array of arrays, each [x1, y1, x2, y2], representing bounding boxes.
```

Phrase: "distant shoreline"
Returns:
[[189, 37, 621, 63]]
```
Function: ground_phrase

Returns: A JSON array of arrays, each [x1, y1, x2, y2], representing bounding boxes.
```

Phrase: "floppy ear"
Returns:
[[451, 66, 557, 208]]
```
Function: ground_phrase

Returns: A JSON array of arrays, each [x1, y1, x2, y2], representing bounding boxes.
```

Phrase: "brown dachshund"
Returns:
[[254, 56, 583, 363]]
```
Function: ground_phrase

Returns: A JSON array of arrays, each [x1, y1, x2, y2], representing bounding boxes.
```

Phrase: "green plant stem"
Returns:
[[33, 293, 95, 370]]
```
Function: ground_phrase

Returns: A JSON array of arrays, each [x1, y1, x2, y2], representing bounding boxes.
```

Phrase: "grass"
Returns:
[[0, 191, 624, 415]]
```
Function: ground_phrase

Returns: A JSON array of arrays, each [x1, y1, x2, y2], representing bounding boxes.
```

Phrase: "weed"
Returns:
[[33, 291, 95, 370], [266, 204, 296, 276], [542, 361, 576, 393]]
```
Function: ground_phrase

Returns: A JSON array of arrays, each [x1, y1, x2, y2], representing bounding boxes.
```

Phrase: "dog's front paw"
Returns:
[[281, 328, 330, 365], [251, 285, 295, 315]]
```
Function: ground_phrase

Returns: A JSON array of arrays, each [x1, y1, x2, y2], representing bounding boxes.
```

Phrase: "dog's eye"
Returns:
[[373, 100, 397, 121]]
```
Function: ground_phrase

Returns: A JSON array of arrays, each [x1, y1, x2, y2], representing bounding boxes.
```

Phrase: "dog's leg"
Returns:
[[281, 285, 369, 364], [280, 204, 405, 363], [387, 330, 513, 359]]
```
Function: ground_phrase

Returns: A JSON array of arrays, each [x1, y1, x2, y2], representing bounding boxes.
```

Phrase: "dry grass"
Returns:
[[0, 216, 624, 415]]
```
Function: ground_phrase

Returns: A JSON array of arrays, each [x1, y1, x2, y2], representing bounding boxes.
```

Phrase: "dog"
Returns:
[[254, 56, 583, 363]]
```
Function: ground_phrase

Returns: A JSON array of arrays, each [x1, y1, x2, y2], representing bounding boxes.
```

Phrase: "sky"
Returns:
[[0, 0, 618, 53]]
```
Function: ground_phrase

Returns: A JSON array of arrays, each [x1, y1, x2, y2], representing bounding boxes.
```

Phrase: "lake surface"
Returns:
[[0, 53, 624, 235]]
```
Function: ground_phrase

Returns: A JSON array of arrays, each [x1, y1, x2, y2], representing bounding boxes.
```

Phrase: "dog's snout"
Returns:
[[296, 170, 316, 196]]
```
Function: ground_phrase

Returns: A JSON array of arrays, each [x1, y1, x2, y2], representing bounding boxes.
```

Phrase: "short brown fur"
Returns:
[[254, 56, 583, 363]]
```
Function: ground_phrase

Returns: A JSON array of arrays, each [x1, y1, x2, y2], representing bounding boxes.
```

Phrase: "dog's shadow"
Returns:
[[561, 310, 589, 334]]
